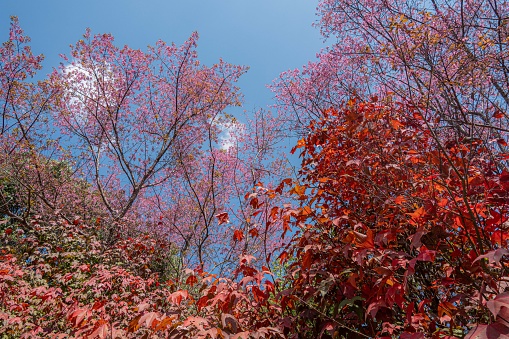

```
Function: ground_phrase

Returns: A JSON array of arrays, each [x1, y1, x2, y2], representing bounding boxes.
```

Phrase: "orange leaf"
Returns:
[[301, 205, 313, 216], [390, 119, 404, 130], [413, 112, 424, 120], [282, 215, 291, 233], [356, 229, 374, 249], [438, 198, 448, 207], [407, 206, 425, 221], [92, 300, 106, 311], [291, 139, 306, 154], [69, 308, 88, 327], [291, 184, 306, 197], [155, 316, 175, 331], [394, 195, 406, 205], [342, 231, 355, 244], [269, 206, 280, 219], [438, 301, 456, 318], [128, 315, 142, 333]]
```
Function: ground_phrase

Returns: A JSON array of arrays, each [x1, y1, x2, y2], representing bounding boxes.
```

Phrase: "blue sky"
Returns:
[[0, 0, 324, 112]]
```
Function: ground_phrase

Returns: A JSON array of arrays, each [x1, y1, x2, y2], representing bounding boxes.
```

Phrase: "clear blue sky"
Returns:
[[0, 0, 324, 112]]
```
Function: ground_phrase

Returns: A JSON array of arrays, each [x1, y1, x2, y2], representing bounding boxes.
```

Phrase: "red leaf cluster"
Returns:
[[270, 102, 509, 337]]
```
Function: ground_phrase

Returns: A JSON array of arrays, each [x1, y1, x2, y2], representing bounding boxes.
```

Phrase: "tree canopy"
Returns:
[[3, 0, 509, 337]]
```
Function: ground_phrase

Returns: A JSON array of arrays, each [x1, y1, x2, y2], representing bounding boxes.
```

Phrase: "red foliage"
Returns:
[[4, 0, 509, 336], [0, 216, 284, 338], [271, 101, 509, 338]]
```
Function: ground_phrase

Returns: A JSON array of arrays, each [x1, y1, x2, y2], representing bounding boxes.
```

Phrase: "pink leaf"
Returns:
[[474, 249, 509, 265], [89, 323, 109, 339], [465, 324, 488, 339], [488, 293, 509, 319], [139, 312, 159, 327]]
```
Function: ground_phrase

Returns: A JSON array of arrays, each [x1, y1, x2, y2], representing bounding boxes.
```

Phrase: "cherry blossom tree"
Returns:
[[50, 30, 246, 222], [0, 17, 287, 338], [0, 18, 288, 276], [0, 17, 80, 229]]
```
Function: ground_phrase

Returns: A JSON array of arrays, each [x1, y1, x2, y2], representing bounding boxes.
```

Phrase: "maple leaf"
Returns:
[[248, 228, 259, 237], [69, 308, 88, 327], [239, 254, 256, 265], [366, 299, 386, 319], [91, 300, 106, 311], [291, 138, 306, 154], [135, 303, 151, 312], [474, 249, 509, 265], [487, 293, 509, 319], [154, 316, 176, 331], [302, 250, 313, 270], [438, 301, 456, 323], [221, 313, 239, 333], [233, 229, 244, 242], [290, 184, 306, 197], [407, 206, 425, 222], [390, 119, 404, 130], [216, 212, 230, 225], [139, 312, 159, 328], [353, 229, 374, 249], [278, 251, 289, 264], [197, 296, 209, 311], [168, 290, 189, 305], [186, 274, 198, 286], [89, 321, 109, 339], [128, 315, 142, 333], [465, 323, 509, 339], [248, 197, 258, 210], [394, 195, 406, 205]]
